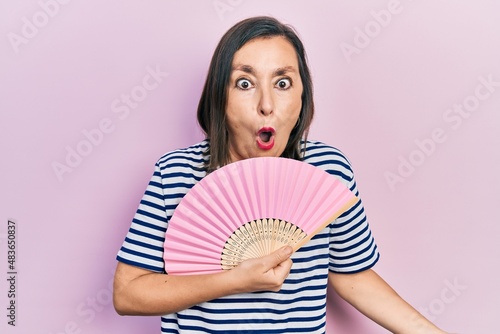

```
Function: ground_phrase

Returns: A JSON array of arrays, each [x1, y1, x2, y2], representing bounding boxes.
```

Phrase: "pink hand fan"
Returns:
[[163, 157, 358, 275]]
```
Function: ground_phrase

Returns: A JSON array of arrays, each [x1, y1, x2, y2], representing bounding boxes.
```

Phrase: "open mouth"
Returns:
[[259, 131, 272, 143], [257, 127, 275, 150]]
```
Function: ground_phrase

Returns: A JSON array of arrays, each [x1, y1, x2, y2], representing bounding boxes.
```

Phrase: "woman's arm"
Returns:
[[329, 269, 448, 334], [113, 245, 293, 316]]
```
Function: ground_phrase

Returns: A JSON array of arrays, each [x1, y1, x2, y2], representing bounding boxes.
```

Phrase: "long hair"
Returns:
[[197, 16, 314, 173]]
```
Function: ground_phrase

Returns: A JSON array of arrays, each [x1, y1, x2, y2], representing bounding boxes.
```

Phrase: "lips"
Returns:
[[257, 127, 275, 150]]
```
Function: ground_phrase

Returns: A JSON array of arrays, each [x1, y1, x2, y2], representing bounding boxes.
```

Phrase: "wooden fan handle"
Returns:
[[291, 196, 359, 252]]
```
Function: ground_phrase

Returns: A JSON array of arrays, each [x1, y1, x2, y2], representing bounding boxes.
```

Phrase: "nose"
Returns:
[[258, 85, 274, 116]]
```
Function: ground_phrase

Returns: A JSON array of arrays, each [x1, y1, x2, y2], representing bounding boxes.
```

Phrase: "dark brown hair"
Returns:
[[197, 16, 314, 172]]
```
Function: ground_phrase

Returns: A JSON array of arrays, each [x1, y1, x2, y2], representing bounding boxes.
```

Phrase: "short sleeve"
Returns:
[[302, 140, 380, 274], [328, 160, 380, 273], [116, 162, 168, 273]]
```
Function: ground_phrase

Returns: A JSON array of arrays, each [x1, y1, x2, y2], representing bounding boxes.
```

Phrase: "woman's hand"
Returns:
[[113, 246, 293, 316], [228, 245, 294, 293]]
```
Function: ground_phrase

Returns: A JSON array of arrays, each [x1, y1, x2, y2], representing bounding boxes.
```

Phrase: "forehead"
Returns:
[[231, 36, 299, 71]]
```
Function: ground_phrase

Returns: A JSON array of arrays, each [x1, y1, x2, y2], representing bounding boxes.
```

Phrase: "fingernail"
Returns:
[[283, 246, 293, 256]]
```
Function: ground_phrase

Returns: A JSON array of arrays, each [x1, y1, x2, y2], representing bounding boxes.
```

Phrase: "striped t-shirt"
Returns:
[[116, 140, 379, 333]]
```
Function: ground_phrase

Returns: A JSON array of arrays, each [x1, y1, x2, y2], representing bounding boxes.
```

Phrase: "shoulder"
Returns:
[[149, 141, 210, 189], [302, 140, 354, 184], [156, 140, 208, 172]]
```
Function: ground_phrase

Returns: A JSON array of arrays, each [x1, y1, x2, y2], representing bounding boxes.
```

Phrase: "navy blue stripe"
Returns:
[[305, 152, 347, 164], [148, 181, 164, 190], [160, 182, 195, 191], [116, 255, 163, 272], [300, 242, 329, 253], [332, 232, 374, 255], [178, 305, 325, 325], [330, 226, 370, 248], [128, 227, 165, 242], [280, 282, 327, 295], [292, 251, 328, 264], [331, 246, 379, 268], [192, 300, 326, 316], [159, 153, 206, 166], [162, 162, 206, 173], [165, 204, 180, 213], [330, 238, 376, 261], [163, 191, 190, 200], [290, 262, 329, 275], [124, 236, 164, 252], [161, 171, 203, 182], [308, 157, 351, 174], [286, 274, 328, 286], [119, 246, 164, 262], [299, 233, 329, 244], [336, 200, 363, 222], [330, 248, 380, 272], [139, 199, 167, 213], [168, 322, 325, 334], [330, 218, 366, 238], [160, 329, 177, 334], [323, 169, 351, 182], [209, 292, 326, 306], [135, 209, 167, 225], [144, 189, 164, 201]]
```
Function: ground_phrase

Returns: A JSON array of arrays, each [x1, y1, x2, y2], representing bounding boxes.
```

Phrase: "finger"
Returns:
[[276, 258, 293, 276], [270, 259, 293, 291], [268, 246, 293, 268]]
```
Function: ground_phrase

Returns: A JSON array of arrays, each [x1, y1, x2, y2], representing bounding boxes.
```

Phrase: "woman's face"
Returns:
[[225, 36, 303, 162]]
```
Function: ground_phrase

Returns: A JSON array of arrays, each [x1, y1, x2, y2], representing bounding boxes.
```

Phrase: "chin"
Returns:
[[263, 149, 284, 158]]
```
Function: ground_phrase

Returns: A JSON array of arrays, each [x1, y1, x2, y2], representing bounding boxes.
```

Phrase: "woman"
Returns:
[[113, 16, 451, 333]]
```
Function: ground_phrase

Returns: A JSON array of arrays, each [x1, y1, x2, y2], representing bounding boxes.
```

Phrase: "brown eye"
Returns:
[[276, 78, 291, 90], [236, 79, 252, 90]]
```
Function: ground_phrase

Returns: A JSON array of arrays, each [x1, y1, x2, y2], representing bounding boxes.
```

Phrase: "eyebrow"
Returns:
[[232, 65, 297, 76]]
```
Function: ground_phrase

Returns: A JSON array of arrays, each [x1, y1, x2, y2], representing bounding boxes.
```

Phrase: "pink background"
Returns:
[[1, 1, 499, 333]]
